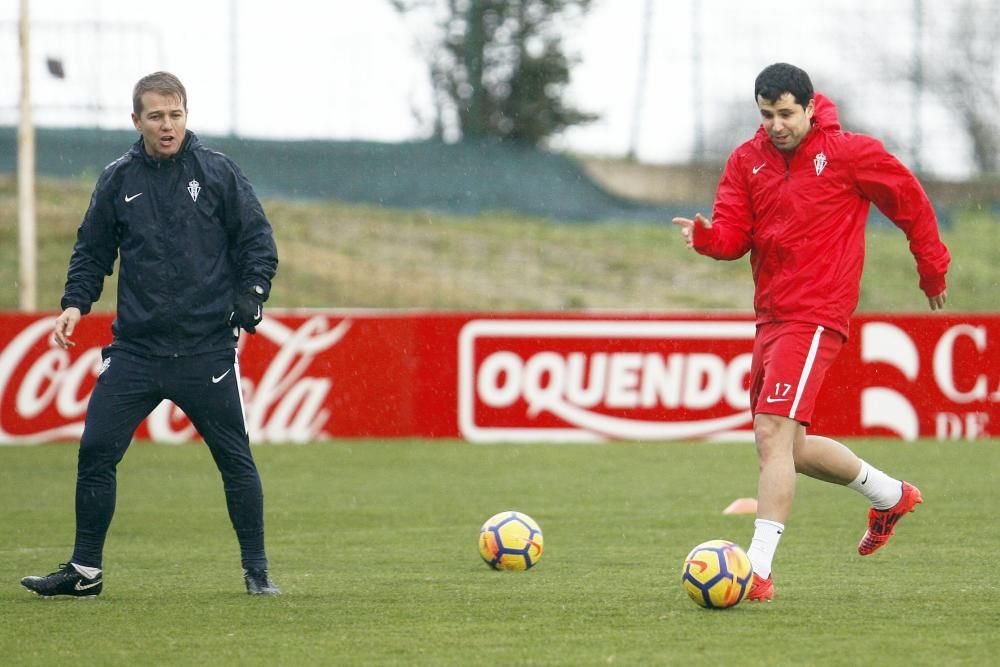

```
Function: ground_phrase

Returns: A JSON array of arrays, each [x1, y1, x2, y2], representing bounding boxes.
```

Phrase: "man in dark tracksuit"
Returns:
[[20, 71, 280, 597]]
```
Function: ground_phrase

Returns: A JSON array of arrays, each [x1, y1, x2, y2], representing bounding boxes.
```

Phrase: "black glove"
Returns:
[[228, 286, 265, 334]]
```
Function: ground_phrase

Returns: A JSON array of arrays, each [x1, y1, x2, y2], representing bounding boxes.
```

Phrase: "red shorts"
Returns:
[[748, 322, 845, 425]]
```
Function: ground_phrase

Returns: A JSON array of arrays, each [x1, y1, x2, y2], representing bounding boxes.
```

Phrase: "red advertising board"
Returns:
[[0, 311, 996, 444]]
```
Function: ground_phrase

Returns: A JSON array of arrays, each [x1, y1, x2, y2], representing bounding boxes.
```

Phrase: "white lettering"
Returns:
[[606, 353, 643, 408], [265, 378, 332, 442], [523, 352, 565, 417], [933, 325, 987, 403], [683, 354, 726, 409], [935, 412, 963, 440], [935, 411, 991, 441], [1, 315, 345, 444], [17, 349, 68, 418], [725, 353, 753, 409], [241, 317, 349, 443], [0, 318, 93, 442], [565, 352, 605, 407], [966, 412, 990, 439], [16, 346, 102, 420], [477, 351, 521, 408], [147, 401, 197, 443], [57, 348, 103, 417], [474, 349, 750, 415], [640, 353, 683, 408]]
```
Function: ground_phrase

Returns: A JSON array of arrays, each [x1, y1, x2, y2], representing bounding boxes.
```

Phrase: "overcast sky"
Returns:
[[0, 0, 978, 177]]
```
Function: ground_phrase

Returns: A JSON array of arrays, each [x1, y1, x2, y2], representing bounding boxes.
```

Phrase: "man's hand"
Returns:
[[671, 213, 712, 249], [228, 289, 264, 334], [928, 290, 948, 311], [53, 307, 82, 349]]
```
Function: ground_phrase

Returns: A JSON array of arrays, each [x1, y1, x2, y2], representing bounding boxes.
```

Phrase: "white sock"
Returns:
[[746, 519, 784, 579], [847, 460, 903, 510], [71, 563, 102, 579]]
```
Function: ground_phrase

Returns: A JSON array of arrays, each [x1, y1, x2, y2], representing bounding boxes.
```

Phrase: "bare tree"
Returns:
[[924, 0, 999, 174]]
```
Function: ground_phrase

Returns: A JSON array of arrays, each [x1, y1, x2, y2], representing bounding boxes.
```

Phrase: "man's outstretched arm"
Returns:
[[671, 213, 711, 250]]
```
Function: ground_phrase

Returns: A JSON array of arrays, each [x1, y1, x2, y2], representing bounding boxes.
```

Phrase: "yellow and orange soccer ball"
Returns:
[[681, 539, 753, 609], [478, 511, 544, 570]]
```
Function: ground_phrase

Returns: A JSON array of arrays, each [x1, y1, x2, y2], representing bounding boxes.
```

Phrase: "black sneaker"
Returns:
[[243, 568, 281, 596], [21, 563, 103, 598]]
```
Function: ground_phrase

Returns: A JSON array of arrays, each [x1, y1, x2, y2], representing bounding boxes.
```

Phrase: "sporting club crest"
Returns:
[[814, 153, 827, 176]]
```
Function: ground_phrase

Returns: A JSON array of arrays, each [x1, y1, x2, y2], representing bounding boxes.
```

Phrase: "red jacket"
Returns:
[[693, 93, 950, 337]]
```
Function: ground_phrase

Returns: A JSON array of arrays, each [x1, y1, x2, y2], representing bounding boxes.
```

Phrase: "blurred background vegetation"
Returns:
[[2, 0, 997, 315], [1, 173, 996, 313]]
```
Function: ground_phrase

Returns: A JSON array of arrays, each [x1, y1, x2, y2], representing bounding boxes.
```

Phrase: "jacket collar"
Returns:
[[130, 131, 199, 167]]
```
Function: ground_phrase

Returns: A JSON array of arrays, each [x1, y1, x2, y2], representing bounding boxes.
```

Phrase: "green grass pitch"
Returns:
[[1, 438, 997, 665]]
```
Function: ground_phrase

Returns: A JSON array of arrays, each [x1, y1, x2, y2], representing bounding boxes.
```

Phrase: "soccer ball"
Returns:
[[681, 539, 753, 609], [478, 511, 544, 570]]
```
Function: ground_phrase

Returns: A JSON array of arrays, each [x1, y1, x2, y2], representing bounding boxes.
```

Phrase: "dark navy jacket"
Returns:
[[61, 132, 279, 357]]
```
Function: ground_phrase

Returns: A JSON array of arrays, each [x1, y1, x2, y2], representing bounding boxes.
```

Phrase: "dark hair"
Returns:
[[754, 63, 813, 109], [132, 71, 187, 115]]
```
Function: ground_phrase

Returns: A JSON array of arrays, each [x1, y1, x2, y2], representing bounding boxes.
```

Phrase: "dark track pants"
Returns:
[[71, 347, 268, 570]]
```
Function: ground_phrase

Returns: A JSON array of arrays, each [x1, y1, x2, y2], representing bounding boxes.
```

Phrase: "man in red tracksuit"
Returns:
[[673, 63, 950, 602]]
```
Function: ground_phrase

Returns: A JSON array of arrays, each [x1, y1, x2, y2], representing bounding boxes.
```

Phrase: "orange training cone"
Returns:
[[722, 497, 758, 515]]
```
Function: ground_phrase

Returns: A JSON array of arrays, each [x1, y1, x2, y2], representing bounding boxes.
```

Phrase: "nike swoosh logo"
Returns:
[[765, 396, 790, 403], [752, 163, 766, 174], [124, 192, 143, 202], [74, 579, 102, 591], [212, 369, 232, 383]]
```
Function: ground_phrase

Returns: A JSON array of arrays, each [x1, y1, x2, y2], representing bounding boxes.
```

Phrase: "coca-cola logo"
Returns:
[[458, 320, 756, 442], [0, 317, 100, 442], [0, 315, 350, 444]]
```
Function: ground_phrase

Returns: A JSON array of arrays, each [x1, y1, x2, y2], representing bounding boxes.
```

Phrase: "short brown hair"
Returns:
[[132, 71, 187, 115]]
